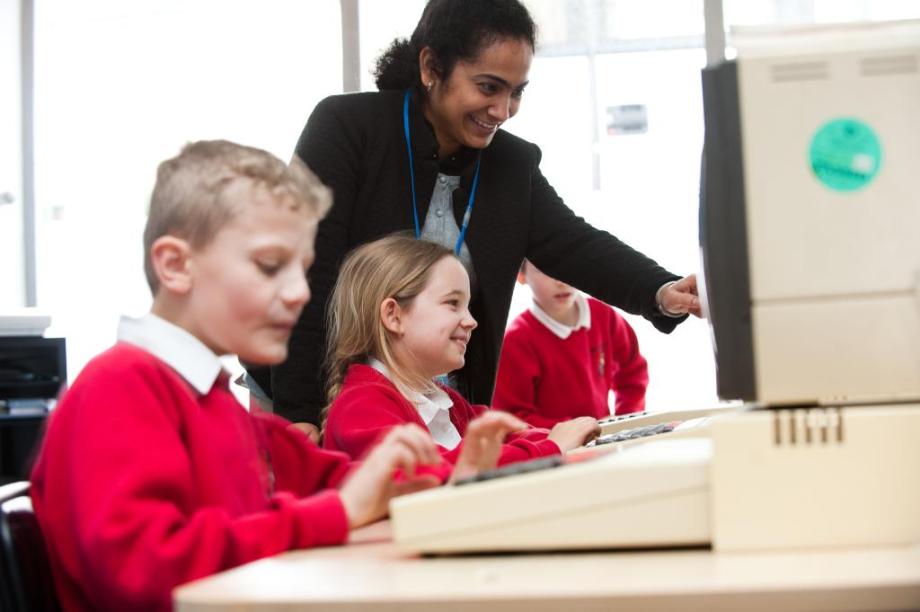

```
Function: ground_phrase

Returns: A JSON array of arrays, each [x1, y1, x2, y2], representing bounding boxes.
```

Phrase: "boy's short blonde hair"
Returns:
[[143, 140, 332, 294]]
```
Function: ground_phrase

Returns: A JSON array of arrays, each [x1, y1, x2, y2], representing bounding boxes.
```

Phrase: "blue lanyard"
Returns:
[[403, 89, 481, 256]]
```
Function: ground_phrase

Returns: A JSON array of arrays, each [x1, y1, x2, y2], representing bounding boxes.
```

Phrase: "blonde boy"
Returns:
[[29, 141, 507, 612]]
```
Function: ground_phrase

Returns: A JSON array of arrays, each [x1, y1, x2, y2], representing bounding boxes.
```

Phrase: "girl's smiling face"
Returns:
[[388, 256, 478, 380]]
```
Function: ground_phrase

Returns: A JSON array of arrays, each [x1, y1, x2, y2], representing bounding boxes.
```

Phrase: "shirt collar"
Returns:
[[117, 313, 223, 395], [529, 292, 592, 340], [367, 357, 453, 425]]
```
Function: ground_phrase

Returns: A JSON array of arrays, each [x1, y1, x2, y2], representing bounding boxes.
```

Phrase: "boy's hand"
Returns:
[[449, 412, 528, 483], [339, 424, 441, 528], [548, 416, 601, 451], [289, 422, 321, 444]]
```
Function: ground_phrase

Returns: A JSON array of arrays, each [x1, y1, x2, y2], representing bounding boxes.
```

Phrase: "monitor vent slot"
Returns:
[[770, 61, 829, 82], [860, 54, 918, 77], [772, 408, 844, 446]]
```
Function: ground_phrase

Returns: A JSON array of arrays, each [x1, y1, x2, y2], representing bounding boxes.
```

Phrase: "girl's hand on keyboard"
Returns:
[[548, 417, 601, 451]]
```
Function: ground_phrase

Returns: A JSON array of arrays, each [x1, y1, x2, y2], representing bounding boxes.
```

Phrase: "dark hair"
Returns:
[[373, 0, 536, 93]]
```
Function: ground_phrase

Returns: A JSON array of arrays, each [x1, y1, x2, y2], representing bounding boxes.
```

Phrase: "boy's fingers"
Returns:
[[498, 413, 528, 431], [369, 433, 419, 476], [583, 423, 601, 443], [388, 424, 441, 465], [489, 412, 527, 429], [393, 475, 440, 497], [468, 412, 527, 438], [384, 441, 420, 477], [409, 425, 442, 465], [451, 414, 530, 484]]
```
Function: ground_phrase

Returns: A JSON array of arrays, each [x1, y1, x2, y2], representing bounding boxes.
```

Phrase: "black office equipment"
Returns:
[[0, 337, 66, 484], [0, 481, 60, 611]]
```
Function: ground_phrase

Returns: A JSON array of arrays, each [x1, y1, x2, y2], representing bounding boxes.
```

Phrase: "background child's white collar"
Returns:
[[528, 292, 591, 339]]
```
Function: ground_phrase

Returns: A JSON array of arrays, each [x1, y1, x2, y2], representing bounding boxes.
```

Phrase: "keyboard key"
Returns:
[[453, 455, 566, 486], [587, 420, 685, 447]]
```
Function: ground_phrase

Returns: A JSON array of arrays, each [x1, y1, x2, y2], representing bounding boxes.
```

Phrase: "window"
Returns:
[[725, 0, 920, 29], [505, 1, 714, 409], [1, 0, 25, 311], [33, 0, 342, 379]]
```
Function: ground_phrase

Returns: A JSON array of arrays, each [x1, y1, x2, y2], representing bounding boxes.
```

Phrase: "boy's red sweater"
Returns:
[[31, 343, 352, 612], [493, 298, 648, 428]]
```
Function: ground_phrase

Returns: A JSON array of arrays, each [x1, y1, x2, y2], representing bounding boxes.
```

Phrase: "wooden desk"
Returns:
[[175, 521, 920, 612]]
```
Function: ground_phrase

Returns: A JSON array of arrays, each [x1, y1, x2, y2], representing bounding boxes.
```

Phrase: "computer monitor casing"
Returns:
[[700, 22, 920, 406]]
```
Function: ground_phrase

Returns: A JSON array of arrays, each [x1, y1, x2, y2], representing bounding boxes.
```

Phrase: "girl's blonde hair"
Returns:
[[324, 234, 456, 415]]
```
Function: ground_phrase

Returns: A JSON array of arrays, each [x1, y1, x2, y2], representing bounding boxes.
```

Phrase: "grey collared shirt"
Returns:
[[419, 173, 477, 290]]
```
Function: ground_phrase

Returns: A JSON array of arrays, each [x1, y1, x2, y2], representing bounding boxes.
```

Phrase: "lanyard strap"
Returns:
[[402, 89, 481, 256]]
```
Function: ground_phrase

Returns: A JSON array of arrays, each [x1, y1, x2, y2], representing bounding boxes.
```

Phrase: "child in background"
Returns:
[[29, 141, 521, 612], [492, 260, 649, 428], [322, 234, 599, 462]]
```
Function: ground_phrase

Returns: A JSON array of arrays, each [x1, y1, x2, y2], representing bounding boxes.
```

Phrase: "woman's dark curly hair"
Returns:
[[373, 0, 537, 94]]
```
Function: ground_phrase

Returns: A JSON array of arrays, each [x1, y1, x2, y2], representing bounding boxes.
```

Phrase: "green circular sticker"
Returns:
[[809, 118, 882, 192]]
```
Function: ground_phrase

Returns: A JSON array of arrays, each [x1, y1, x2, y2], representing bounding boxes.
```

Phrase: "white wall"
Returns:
[[0, 0, 24, 310], [33, 0, 342, 378]]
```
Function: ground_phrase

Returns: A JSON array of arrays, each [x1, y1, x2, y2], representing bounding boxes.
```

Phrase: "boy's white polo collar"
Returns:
[[529, 292, 591, 340], [118, 313, 223, 395]]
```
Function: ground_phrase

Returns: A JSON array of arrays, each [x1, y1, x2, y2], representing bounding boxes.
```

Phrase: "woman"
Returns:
[[251, 0, 699, 436]]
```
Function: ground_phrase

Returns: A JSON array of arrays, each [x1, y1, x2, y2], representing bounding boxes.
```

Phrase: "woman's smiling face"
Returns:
[[421, 36, 533, 158]]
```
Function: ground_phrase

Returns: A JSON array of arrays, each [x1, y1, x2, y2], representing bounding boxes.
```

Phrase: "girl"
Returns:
[[322, 234, 599, 463]]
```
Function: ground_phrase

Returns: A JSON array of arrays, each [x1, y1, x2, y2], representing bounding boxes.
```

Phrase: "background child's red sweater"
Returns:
[[323, 364, 560, 463], [493, 297, 648, 428], [31, 343, 353, 612]]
